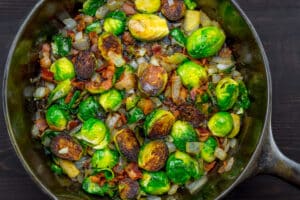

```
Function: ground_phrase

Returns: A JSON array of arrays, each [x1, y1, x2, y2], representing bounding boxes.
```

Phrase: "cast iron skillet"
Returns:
[[3, 0, 300, 199]]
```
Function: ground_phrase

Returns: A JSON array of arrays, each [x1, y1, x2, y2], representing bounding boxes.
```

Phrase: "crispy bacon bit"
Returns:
[[41, 68, 54, 82], [122, 32, 135, 46], [66, 30, 75, 41], [77, 19, 86, 32], [178, 104, 204, 127], [119, 178, 139, 200], [67, 120, 81, 131], [152, 44, 162, 55], [137, 98, 154, 115], [204, 161, 216, 172], [196, 128, 211, 142], [125, 163, 142, 180], [64, 91, 74, 104], [88, 32, 98, 45], [179, 87, 188, 102], [122, 1, 137, 15], [119, 113, 127, 125], [40, 43, 52, 68], [190, 88, 204, 101], [90, 173, 106, 186], [35, 118, 48, 132], [71, 79, 85, 90]]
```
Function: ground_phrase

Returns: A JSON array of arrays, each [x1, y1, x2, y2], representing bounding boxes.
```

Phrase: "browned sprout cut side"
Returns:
[[161, 0, 186, 21], [119, 178, 139, 200], [74, 50, 96, 80]]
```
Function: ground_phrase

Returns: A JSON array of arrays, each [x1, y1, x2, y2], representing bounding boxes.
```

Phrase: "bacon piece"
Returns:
[[41, 68, 54, 82], [196, 128, 211, 142], [67, 120, 81, 131], [204, 161, 216, 172], [125, 163, 142, 181], [122, 1, 137, 15], [35, 118, 48, 132], [122, 32, 135, 46], [71, 79, 85, 90]]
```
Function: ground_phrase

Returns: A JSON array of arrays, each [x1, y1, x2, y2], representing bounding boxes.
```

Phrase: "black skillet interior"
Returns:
[[3, 0, 269, 199]]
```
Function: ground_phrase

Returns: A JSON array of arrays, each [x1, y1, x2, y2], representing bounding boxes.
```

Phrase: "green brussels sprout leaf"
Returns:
[[139, 171, 170, 195], [82, 0, 106, 16], [52, 34, 72, 57]]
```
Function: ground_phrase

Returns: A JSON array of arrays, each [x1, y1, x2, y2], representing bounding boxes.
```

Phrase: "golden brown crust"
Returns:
[[142, 141, 168, 171], [115, 129, 140, 162], [119, 178, 139, 200], [161, 0, 186, 21]]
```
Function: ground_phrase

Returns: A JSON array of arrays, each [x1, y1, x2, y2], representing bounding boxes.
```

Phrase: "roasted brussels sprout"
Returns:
[[52, 34, 72, 57], [85, 20, 102, 34], [48, 79, 72, 104], [201, 136, 217, 162], [216, 78, 239, 111], [98, 32, 125, 67], [186, 26, 226, 59], [78, 96, 100, 121], [170, 120, 198, 152], [99, 89, 123, 112], [183, 10, 201, 33], [82, 176, 116, 197], [114, 129, 140, 162], [166, 151, 202, 184], [161, 0, 186, 21], [140, 171, 170, 195], [50, 57, 75, 82], [74, 51, 96, 80], [227, 113, 241, 138], [119, 178, 139, 200], [170, 28, 187, 47], [76, 118, 110, 149], [91, 148, 119, 170], [177, 61, 207, 89], [50, 134, 83, 161], [184, 0, 197, 10], [138, 140, 169, 171], [128, 14, 169, 41], [144, 109, 175, 139], [83, 0, 106, 16], [208, 112, 233, 137], [104, 11, 127, 35], [46, 105, 69, 131], [135, 0, 161, 13], [138, 65, 168, 96]]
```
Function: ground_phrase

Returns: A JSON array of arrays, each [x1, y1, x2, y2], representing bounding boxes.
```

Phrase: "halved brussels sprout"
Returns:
[[76, 118, 110, 149], [119, 178, 139, 200], [74, 51, 96, 80], [144, 109, 175, 139], [52, 34, 72, 57], [186, 26, 226, 59], [135, 0, 161, 13], [227, 113, 241, 138], [91, 148, 119, 170], [170, 120, 198, 152], [138, 140, 169, 171], [98, 32, 125, 67], [114, 129, 140, 162], [104, 11, 127, 36], [208, 112, 233, 137], [140, 171, 170, 195], [82, 176, 116, 197], [128, 14, 169, 41], [177, 61, 207, 89], [166, 151, 202, 184], [99, 89, 123, 112], [50, 134, 83, 161], [46, 105, 69, 131], [216, 78, 239, 111], [82, 0, 106, 16], [138, 65, 168, 97], [201, 136, 217, 162], [48, 79, 72, 104], [78, 96, 100, 121], [138, 65, 168, 96], [161, 0, 186, 21]]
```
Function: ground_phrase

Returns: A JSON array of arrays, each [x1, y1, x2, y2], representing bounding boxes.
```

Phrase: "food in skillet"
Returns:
[[30, 0, 251, 199]]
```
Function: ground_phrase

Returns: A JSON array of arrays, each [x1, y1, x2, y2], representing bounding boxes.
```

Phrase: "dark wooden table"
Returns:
[[0, 0, 299, 199]]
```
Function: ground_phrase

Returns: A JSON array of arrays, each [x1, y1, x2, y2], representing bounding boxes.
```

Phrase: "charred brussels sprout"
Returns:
[[186, 26, 226, 59], [139, 65, 168, 97], [144, 109, 175, 139], [216, 78, 239, 111], [46, 105, 69, 131], [114, 129, 140, 162], [208, 112, 233, 137], [135, 0, 161, 13], [201, 136, 217, 162], [227, 113, 241, 138], [170, 120, 198, 152], [128, 14, 170, 41], [140, 171, 170, 195], [177, 61, 207, 89], [82, 176, 116, 197], [138, 140, 169, 171], [166, 151, 202, 184], [83, 0, 106, 16], [85, 20, 102, 34], [52, 34, 72, 57], [78, 96, 100, 121], [98, 32, 125, 67], [91, 148, 119, 170], [74, 51, 96, 80], [48, 79, 72, 104], [104, 11, 127, 36], [50, 134, 83, 161], [161, 0, 186, 21], [50, 57, 75, 81], [119, 178, 139, 200], [76, 118, 110, 149], [99, 89, 122, 112]]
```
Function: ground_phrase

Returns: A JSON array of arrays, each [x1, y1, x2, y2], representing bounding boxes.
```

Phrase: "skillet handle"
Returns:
[[257, 123, 300, 186]]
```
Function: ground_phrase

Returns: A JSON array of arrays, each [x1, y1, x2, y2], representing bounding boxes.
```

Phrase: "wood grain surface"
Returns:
[[0, 0, 299, 199]]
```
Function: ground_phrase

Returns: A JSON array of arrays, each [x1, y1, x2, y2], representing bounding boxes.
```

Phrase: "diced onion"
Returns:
[[229, 138, 238, 149], [150, 56, 160, 66], [168, 0, 175, 6], [211, 56, 233, 65], [137, 57, 147, 65], [75, 32, 83, 41], [73, 35, 90, 51], [214, 147, 227, 161], [31, 124, 40, 138], [58, 147, 69, 154], [212, 74, 221, 84], [33, 87, 50, 100], [168, 184, 179, 195], [171, 74, 182, 104], [106, 113, 121, 131], [186, 176, 208, 195], [96, 5, 109, 19], [225, 157, 235, 172], [186, 142, 201, 155], [45, 82, 55, 91], [217, 63, 232, 71], [207, 66, 218, 75], [63, 18, 77, 30], [147, 196, 161, 200], [129, 60, 138, 69], [166, 142, 176, 153]]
